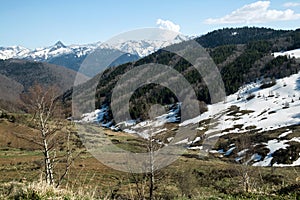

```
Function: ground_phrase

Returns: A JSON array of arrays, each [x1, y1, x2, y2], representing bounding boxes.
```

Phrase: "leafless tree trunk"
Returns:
[[148, 133, 155, 200], [126, 129, 163, 200], [126, 106, 167, 199], [146, 126, 165, 200], [43, 133, 54, 185]]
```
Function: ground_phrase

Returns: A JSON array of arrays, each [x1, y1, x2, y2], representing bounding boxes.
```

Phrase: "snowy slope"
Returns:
[[181, 73, 300, 134], [180, 72, 300, 166], [78, 103, 180, 139]]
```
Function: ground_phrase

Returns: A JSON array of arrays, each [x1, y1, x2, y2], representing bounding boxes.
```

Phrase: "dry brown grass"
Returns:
[[0, 178, 102, 199]]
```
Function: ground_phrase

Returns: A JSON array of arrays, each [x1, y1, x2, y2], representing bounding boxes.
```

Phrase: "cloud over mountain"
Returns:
[[156, 19, 181, 32]]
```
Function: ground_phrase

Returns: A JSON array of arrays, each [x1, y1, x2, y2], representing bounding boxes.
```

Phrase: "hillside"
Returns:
[[181, 72, 300, 167], [67, 27, 300, 120], [78, 70, 300, 167], [0, 59, 87, 110], [48, 49, 139, 75], [69, 27, 300, 168]]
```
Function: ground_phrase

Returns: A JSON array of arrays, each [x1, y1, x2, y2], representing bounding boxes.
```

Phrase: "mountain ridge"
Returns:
[[0, 43, 140, 76], [0, 35, 188, 72]]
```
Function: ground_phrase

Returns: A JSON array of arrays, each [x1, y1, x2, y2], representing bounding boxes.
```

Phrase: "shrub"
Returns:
[[246, 94, 256, 101], [260, 79, 276, 89]]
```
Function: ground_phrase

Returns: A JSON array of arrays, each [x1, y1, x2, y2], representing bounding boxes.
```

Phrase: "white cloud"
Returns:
[[156, 19, 180, 32], [205, 1, 300, 24], [283, 2, 300, 7]]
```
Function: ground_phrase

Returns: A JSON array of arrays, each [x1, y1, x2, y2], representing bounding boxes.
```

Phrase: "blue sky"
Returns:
[[0, 0, 299, 48]]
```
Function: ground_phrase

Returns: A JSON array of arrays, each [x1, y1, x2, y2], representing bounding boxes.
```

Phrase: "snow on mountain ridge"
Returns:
[[99, 37, 187, 57], [0, 35, 187, 61], [0, 46, 30, 60]]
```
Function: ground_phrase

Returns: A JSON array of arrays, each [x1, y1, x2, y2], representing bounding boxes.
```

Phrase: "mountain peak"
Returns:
[[54, 41, 65, 48], [173, 34, 189, 42]]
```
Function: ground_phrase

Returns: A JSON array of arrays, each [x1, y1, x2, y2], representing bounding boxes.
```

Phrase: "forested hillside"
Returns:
[[66, 27, 300, 122], [0, 59, 87, 110]]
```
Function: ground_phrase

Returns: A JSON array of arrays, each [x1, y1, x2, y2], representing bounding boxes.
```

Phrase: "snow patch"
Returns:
[[278, 130, 292, 138], [253, 139, 289, 166], [273, 49, 300, 59]]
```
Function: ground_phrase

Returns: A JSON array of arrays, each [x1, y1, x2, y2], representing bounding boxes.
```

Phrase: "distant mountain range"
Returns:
[[0, 35, 188, 75]]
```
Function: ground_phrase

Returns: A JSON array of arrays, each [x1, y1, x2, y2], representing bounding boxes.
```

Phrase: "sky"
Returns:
[[0, 0, 300, 48]]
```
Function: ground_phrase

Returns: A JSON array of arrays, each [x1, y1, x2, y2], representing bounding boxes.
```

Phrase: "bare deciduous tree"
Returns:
[[19, 83, 80, 187], [236, 133, 256, 193], [125, 128, 165, 199]]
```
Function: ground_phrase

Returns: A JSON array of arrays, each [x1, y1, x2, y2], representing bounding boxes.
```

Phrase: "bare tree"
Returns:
[[147, 131, 156, 200], [20, 83, 80, 187], [126, 126, 164, 200], [236, 133, 256, 193], [124, 105, 167, 199]]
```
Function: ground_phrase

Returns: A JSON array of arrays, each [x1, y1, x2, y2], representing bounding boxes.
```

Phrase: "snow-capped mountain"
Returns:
[[0, 35, 188, 62], [0, 36, 188, 76], [101, 35, 189, 57], [24, 41, 100, 61], [0, 46, 30, 60], [0, 41, 99, 61]]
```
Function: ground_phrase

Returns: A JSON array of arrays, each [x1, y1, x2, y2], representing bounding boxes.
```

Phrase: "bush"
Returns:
[[0, 110, 7, 118], [0, 110, 15, 123], [260, 81, 276, 89], [246, 94, 255, 101], [8, 115, 15, 123]]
